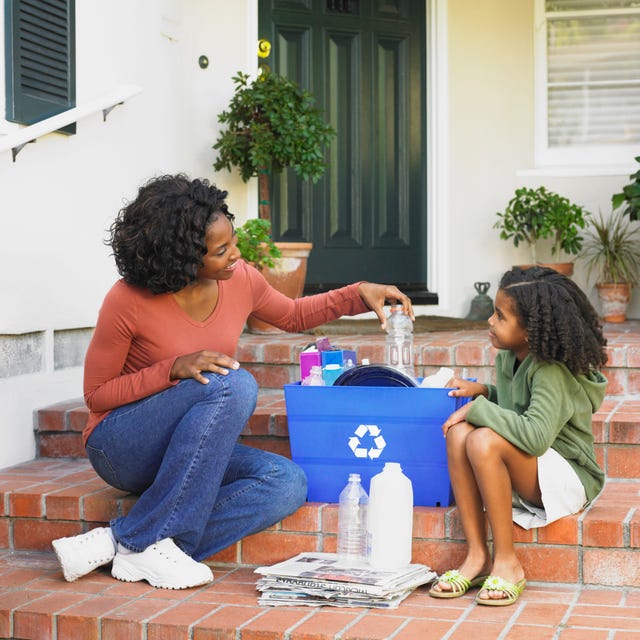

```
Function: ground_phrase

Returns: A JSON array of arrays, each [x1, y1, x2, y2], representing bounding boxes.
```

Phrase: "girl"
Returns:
[[429, 266, 607, 606], [52, 174, 414, 589]]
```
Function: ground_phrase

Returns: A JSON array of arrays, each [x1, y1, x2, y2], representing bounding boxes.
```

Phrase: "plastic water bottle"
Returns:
[[337, 473, 369, 566], [367, 462, 413, 569], [385, 307, 415, 378]]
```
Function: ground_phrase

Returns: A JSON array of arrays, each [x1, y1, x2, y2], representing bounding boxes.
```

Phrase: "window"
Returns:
[[536, 0, 640, 166], [5, 0, 76, 134]]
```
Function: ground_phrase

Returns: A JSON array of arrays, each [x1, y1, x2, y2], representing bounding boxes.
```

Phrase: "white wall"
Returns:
[[442, 0, 640, 320], [0, 0, 258, 467]]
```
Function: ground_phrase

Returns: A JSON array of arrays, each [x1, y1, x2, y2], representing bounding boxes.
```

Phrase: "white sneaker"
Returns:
[[52, 527, 117, 582], [111, 538, 213, 589]]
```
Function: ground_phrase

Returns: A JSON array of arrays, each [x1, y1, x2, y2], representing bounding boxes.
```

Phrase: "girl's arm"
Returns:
[[465, 364, 577, 456], [447, 378, 489, 399]]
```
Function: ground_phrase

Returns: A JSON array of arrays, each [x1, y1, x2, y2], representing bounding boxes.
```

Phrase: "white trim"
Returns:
[[426, 0, 450, 312], [517, 164, 638, 178]]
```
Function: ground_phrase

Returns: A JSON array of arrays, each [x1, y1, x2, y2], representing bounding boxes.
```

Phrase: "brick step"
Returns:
[[0, 458, 638, 589], [2, 549, 639, 640], [34, 325, 640, 459], [238, 326, 640, 394], [35, 389, 291, 460], [35, 393, 640, 481], [2, 326, 638, 639]]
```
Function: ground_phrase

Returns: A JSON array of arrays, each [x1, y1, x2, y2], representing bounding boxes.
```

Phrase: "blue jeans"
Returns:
[[86, 368, 307, 561]]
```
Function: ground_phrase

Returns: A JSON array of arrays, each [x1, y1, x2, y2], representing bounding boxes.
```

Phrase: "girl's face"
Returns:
[[197, 214, 241, 281], [488, 289, 529, 361]]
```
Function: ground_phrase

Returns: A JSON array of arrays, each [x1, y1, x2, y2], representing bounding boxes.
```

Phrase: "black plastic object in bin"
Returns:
[[333, 364, 419, 387]]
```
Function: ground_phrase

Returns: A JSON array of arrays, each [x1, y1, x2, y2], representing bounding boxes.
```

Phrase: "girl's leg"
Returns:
[[87, 368, 259, 555], [432, 422, 492, 593], [465, 426, 539, 601], [191, 443, 307, 561]]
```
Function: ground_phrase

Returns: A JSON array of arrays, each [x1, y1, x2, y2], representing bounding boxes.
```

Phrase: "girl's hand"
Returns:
[[442, 403, 472, 437], [170, 351, 240, 384], [358, 283, 414, 329], [446, 377, 488, 399]]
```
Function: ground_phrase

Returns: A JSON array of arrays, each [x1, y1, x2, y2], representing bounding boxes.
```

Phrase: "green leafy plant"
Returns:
[[612, 155, 640, 222], [213, 68, 336, 225], [494, 186, 589, 264], [235, 218, 281, 271], [578, 210, 640, 286]]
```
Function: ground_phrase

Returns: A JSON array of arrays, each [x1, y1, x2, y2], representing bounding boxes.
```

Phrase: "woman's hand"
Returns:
[[446, 377, 488, 399], [170, 351, 240, 384], [358, 283, 414, 329]]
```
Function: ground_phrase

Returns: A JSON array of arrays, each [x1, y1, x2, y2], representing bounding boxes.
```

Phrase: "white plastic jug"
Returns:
[[367, 462, 413, 569]]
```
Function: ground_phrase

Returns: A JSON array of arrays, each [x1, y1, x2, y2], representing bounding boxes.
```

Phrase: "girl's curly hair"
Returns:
[[108, 174, 235, 294], [500, 266, 607, 375]]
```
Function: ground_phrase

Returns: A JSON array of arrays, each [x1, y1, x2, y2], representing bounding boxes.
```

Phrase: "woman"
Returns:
[[53, 174, 414, 589]]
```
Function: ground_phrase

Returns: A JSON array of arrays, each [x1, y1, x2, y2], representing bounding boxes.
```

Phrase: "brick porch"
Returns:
[[1, 321, 639, 639]]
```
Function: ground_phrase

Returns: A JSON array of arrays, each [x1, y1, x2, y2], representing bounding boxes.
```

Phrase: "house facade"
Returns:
[[1, 0, 637, 467]]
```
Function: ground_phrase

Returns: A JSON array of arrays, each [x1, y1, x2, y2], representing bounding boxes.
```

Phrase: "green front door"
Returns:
[[259, 0, 434, 302]]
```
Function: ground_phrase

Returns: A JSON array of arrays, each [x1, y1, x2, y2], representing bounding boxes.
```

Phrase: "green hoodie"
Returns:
[[466, 350, 607, 503]]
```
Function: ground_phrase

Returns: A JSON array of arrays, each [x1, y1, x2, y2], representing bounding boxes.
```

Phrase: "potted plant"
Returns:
[[235, 218, 281, 271], [578, 209, 640, 322], [612, 155, 640, 221], [494, 186, 589, 276], [213, 52, 335, 332], [213, 67, 335, 226]]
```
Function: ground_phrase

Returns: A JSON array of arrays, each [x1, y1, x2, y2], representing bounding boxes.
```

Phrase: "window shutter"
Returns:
[[545, 1, 640, 148], [5, 0, 76, 134]]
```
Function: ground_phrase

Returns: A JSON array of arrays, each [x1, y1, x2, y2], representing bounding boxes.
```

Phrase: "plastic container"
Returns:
[[302, 365, 325, 386], [322, 363, 343, 386], [284, 383, 469, 506], [337, 473, 369, 566], [367, 462, 413, 569], [385, 308, 415, 379]]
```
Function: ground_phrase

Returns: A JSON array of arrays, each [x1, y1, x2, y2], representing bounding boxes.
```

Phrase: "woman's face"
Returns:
[[196, 214, 241, 281], [488, 289, 529, 361]]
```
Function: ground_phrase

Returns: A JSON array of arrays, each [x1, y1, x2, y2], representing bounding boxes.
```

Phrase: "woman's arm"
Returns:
[[83, 288, 178, 412]]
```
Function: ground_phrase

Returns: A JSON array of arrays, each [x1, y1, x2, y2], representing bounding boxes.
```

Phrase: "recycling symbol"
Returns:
[[348, 424, 386, 459]]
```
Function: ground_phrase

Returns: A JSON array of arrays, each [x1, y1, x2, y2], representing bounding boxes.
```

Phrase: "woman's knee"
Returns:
[[230, 367, 259, 399], [199, 368, 258, 418], [269, 457, 308, 515]]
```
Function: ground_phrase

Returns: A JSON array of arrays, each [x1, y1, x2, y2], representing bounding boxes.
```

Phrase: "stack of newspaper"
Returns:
[[255, 552, 437, 608]]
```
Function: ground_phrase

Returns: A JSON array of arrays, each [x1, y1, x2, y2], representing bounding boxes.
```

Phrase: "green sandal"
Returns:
[[475, 575, 526, 606], [429, 570, 489, 599]]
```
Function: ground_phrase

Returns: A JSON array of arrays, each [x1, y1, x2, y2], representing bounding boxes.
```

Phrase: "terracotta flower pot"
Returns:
[[246, 242, 313, 334], [596, 282, 631, 323], [516, 263, 574, 277]]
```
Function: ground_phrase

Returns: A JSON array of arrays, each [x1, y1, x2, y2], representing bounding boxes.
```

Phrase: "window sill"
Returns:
[[516, 165, 635, 178]]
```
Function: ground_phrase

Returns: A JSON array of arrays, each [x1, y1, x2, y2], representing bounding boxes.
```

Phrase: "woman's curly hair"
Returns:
[[108, 174, 235, 294], [500, 266, 607, 375]]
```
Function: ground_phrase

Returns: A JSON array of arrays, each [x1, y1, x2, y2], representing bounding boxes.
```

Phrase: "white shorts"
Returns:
[[512, 447, 587, 530]]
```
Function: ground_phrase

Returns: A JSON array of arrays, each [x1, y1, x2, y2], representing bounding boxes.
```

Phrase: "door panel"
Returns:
[[259, 0, 435, 301]]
